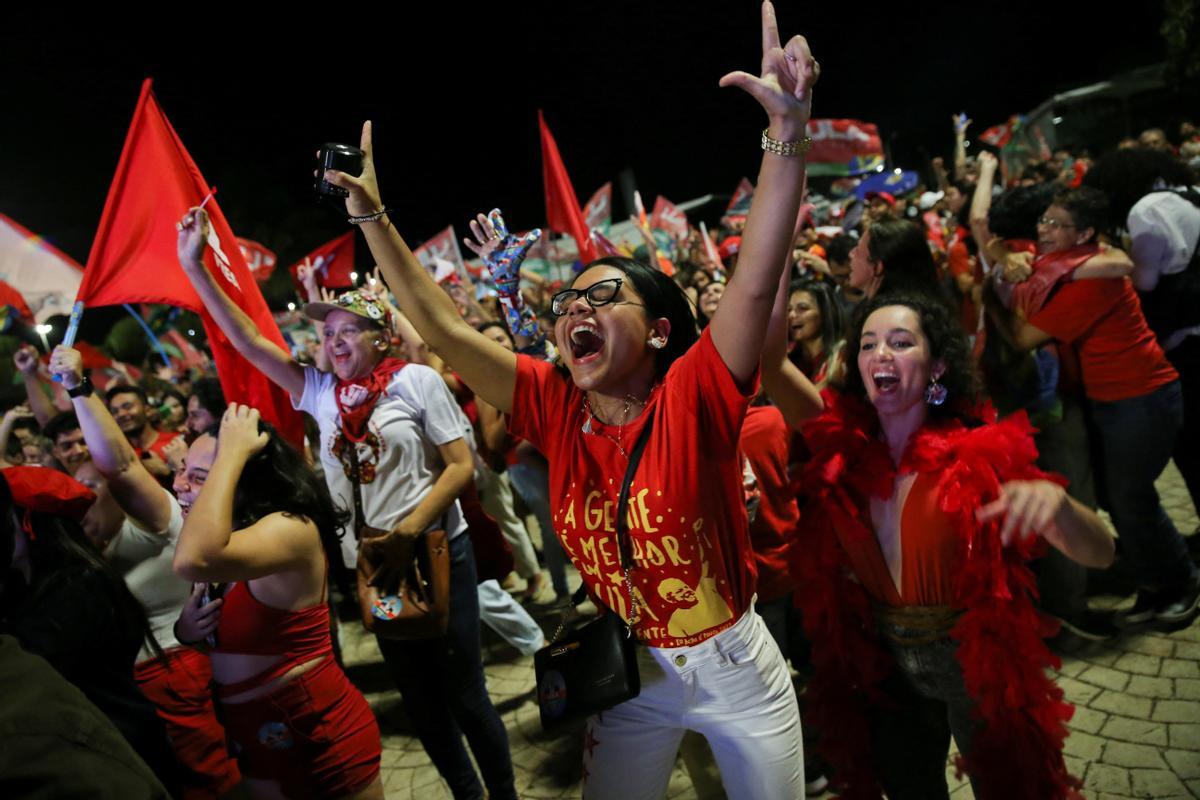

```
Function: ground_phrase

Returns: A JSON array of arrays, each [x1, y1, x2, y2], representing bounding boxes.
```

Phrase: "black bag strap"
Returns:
[[570, 417, 656, 608]]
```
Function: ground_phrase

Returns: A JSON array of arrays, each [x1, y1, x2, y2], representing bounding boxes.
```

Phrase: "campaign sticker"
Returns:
[[372, 594, 403, 621], [538, 669, 568, 719], [257, 721, 293, 751]]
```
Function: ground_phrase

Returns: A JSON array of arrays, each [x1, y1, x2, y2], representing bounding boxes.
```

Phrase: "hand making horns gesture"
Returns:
[[719, 0, 820, 134]]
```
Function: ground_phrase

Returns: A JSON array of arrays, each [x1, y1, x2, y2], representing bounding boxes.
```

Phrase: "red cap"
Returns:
[[718, 236, 742, 260], [3, 466, 95, 522], [866, 191, 897, 207]]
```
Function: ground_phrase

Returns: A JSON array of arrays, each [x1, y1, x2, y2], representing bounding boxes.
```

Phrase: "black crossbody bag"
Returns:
[[533, 418, 654, 730]]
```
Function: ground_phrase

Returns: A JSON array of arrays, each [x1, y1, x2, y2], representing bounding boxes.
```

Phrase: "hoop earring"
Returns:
[[924, 376, 948, 406]]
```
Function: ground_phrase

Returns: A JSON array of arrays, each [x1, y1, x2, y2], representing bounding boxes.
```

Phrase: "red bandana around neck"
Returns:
[[335, 357, 407, 442]]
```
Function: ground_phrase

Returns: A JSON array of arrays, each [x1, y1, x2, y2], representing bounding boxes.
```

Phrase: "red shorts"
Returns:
[[219, 657, 381, 799], [136, 647, 242, 799]]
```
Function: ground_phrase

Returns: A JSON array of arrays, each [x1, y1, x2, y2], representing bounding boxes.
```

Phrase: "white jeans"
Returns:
[[582, 606, 804, 800]]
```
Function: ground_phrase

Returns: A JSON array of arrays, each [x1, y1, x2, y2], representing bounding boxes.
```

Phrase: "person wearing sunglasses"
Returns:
[[319, 4, 818, 797]]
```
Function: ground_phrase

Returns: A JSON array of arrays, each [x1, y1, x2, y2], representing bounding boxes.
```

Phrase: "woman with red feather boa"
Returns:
[[764, 290, 1115, 799]]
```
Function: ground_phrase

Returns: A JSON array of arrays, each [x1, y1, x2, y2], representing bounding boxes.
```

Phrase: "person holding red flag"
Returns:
[[318, 3, 818, 797]]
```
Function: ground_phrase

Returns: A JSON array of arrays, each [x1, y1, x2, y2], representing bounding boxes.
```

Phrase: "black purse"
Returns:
[[534, 418, 654, 730]]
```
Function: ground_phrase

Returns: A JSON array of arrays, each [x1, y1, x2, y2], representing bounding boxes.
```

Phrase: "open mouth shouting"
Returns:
[[568, 320, 606, 365], [871, 368, 900, 393]]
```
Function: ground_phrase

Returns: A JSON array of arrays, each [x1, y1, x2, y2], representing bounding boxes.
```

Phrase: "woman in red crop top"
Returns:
[[172, 404, 382, 800], [318, 4, 819, 796], [767, 291, 1115, 799]]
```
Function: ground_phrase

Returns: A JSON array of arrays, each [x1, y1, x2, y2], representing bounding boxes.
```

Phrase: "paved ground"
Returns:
[[343, 462, 1200, 799]]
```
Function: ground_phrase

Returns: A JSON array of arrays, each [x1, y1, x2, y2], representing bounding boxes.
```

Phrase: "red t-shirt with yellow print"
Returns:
[[508, 328, 759, 648]]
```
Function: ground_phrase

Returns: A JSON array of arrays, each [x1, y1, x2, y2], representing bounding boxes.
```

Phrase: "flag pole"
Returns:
[[122, 304, 172, 368]]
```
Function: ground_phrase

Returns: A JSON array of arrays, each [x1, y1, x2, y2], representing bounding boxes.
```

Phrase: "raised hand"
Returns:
[[217, 403, 269, 462], [464, 209, 542, 339], [976, 150, 999, 174], [177, 208, 210, 269], [161, 435, 188, 473], [322, 121, 384, 219], [296, 258, 322, 303], [48, 345, 84, 390], [13, 345, 40, 376], [953, 113, 972, 136], [718, 0, 819, 137]]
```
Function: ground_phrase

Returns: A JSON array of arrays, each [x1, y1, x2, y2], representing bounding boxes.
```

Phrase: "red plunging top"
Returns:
[[834, 471, 960, 607]]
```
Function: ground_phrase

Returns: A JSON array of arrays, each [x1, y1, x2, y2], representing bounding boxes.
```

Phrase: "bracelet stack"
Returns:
[[761, 128, 813, 157]]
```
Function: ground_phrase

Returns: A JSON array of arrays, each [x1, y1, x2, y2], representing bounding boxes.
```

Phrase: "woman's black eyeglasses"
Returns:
[[550, 278, 645, 317]]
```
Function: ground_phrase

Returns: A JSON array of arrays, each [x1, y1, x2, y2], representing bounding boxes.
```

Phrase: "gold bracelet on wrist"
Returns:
[[761, 128, 813, 157]]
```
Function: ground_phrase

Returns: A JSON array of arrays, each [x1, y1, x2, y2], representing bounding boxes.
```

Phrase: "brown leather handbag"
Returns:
[[346, 441, 451, 640]]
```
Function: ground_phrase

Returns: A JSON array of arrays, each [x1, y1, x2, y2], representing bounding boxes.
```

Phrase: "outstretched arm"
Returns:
[[711, 0, 819, 384], [978, 480, 1115, 568], [969, 151, 998, 253], [49, 346, 171, 532], [176, 211, 305, 397], [322, 125, 517, 413]]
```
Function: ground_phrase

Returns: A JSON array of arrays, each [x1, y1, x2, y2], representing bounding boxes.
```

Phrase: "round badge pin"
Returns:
[[372, 594, 403, 620]]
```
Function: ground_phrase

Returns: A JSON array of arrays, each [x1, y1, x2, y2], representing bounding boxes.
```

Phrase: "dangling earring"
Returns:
[[924, 376, 948, 406]]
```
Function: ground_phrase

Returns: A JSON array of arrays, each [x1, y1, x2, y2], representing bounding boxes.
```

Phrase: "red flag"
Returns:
[[288, 231, 356, 290], [583, 182, 612, 231], [237, 238, 278, 283], [650, 196, 688, 239], [538, 110, 596, 263], [805, 119, 884, 173], [77, 79, 303, 448], [727, 178, 755, 212]]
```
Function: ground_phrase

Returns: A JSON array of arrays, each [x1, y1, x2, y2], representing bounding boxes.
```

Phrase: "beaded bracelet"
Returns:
[[761, 128, 813, 157], [348, 208, 391, 225]]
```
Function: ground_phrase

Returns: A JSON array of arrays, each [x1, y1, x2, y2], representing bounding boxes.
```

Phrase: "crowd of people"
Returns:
[[3, 5, 1199, 798]]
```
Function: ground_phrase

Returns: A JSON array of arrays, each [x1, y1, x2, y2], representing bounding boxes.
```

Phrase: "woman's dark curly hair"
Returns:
[[570, 256, 700, 380], [841, 291, 982, 422], [204, 420, 350, 578], [987, 183, 1058, 241]]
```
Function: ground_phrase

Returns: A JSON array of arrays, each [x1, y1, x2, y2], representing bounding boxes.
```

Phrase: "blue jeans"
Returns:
[[871, 628, 979, 800], [375, 534, 516, 800], [507, 461, 570, 598], [1090, 380, 1196, 593]]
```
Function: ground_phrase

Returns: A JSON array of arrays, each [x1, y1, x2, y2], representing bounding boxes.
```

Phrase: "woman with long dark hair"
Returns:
[[314, 5, 819, 796], [786, 276, 845, 386], [0, 466, 181, 793], [171, 406, 382, 799], [771, 291, 1114, 798]]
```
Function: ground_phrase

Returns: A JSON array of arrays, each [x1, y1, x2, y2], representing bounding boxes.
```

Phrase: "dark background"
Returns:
[[1, 2, 1175, 275]]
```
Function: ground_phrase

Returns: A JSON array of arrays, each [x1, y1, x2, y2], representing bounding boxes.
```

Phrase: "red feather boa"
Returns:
[[791, 392, 1082, 800]]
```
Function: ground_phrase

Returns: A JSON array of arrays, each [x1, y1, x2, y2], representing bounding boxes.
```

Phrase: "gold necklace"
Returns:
[[581, 391, 648, 458]]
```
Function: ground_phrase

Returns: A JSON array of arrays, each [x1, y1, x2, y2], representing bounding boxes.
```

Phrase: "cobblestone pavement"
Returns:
[[343, 462, 1200, 799]]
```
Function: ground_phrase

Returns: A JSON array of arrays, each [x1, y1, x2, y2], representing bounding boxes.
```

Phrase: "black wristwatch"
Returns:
[[66, 376, 94, 399]]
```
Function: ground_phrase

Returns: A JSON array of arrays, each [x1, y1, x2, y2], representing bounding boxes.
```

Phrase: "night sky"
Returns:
[[3, 3, 1168, 275]]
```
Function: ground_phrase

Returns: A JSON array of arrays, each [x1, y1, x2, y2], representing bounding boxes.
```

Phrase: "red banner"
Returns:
[[805, 119, 883, 167], [289, 231, 356, 290], [237, 238, 278, 283], [77, 79, 304, 448], [583, 182, 612, 231], [727, 178, 755, 211], [650, 196, 688, 239]]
